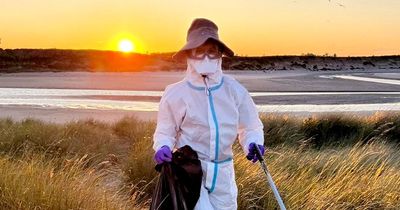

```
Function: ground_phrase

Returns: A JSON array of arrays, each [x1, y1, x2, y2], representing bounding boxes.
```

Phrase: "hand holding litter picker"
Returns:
[[252, 144, 287, 210]]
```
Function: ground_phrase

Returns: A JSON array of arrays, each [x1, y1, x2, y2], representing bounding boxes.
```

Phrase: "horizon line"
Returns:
[[1, 47, 400, 58]]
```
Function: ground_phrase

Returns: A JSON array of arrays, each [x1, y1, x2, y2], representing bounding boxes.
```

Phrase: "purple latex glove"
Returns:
[[154, 145, 172, 164], [246, 142, 265, 163]]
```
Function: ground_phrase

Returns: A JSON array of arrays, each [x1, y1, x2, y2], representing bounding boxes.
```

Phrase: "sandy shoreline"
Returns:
[[2, 105, 399, 124], [1, 70, 399, 123], [0, 105, 157, 123], [1, 69, 399, 91]]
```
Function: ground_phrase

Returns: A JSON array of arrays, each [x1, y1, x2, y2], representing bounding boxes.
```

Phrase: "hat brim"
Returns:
[[172, 36, 234, 62]]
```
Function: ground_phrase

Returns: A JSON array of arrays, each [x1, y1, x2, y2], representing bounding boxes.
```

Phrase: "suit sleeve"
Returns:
[[237, 87, 264, 155], [152, 88, 180, 152]]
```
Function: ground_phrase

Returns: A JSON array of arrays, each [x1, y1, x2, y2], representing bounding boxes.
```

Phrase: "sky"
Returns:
[[1, 0, 399, 56]]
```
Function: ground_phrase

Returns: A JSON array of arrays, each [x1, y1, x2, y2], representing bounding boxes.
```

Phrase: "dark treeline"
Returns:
[[0, 48, 399, 72]]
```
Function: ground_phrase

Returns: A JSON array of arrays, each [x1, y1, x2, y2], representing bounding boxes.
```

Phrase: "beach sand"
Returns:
[[0, 69, 399, 123]]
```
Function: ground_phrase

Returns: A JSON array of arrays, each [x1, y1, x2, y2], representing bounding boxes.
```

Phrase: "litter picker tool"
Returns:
[[252, 145, 287, 210]]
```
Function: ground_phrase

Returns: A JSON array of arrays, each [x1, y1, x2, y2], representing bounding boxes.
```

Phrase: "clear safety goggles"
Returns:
[[188, 48, 222, 60]]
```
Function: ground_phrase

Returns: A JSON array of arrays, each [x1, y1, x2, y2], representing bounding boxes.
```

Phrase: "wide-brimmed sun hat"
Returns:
[[172, 18, 234, 61]]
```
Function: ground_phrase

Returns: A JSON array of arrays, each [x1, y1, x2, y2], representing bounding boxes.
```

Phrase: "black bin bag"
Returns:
[[150, 145, 203, 210]]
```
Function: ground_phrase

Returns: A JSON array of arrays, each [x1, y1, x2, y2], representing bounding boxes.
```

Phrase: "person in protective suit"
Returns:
[[153, 18, 265, 210]]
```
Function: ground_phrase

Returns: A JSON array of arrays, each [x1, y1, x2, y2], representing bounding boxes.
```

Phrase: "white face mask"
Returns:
[[187, 57, 222, 76]]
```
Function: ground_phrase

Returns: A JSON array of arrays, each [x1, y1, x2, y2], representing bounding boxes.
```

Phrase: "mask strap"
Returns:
[[202, 75, 210, 96]]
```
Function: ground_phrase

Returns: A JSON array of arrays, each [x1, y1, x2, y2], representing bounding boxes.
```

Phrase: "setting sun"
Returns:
[[118, 39, 135, 53]]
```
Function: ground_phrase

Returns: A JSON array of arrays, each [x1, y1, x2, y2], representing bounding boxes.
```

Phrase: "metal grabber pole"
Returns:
[[253, 145, 287, 210]]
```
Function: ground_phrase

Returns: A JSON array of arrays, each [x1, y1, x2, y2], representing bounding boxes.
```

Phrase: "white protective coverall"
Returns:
[[153, 59, 264, 209]]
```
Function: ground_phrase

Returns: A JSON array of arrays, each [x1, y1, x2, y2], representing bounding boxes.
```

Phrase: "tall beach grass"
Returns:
[[0, 112, 399, 209]]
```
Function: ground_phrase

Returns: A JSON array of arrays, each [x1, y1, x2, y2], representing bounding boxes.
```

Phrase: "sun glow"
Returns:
[[118, 39, 135, 53]]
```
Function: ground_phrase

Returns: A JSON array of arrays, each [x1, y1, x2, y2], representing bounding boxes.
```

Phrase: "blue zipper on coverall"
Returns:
[[208, 90, 219, 193], [186, 77, 226, 193]]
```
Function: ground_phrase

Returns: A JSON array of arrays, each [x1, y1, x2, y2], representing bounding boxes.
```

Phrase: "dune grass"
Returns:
[[0, 152, 136, 210], [235, 141, 400, 209], [0, 112, 399, 209]]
